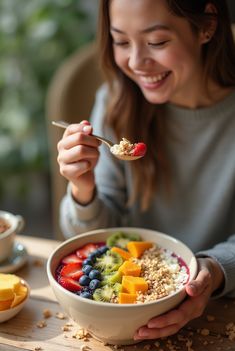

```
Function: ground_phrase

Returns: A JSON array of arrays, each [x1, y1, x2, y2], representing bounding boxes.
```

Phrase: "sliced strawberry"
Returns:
[[58, 276, 82, 292], [62, 254, 83, 265], [131, 142, 147, 157], [76, 243, 99, 259], [60, 262, 83, 280]]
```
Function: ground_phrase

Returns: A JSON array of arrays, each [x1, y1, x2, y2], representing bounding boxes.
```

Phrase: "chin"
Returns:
[[142, 91, 171, 105]]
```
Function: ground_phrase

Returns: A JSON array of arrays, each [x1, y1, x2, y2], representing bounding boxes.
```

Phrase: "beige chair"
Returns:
[[46, 41, 103, 239]]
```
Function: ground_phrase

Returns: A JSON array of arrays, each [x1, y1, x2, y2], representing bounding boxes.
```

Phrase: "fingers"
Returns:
[[147, 309, 185, 329], [58, 144, 100, 164], [134, 323, 180, 340], [134, 258, 216, 341], [134, 298, 201, 341], [134, 283, 212, 340], [63, 120, 91, 137], [58, 125, 100, 152], [57, 120, 100, 178]]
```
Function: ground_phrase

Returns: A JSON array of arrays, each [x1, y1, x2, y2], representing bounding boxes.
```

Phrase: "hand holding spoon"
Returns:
[[52, 120, 146, 161]]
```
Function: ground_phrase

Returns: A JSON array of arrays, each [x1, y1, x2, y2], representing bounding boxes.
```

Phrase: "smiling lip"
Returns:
[[139, 71, 171, 89]]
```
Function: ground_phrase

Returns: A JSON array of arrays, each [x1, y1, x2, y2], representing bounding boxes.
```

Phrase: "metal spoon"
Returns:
[[52, 120, 144, 161]]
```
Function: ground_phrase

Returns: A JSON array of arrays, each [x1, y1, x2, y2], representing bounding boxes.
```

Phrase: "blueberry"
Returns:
[[98, 246, 109, 255], [89, 279, 101, 290], [82, 265, 93, 275], [79, 275, 91, 286], [80, 291, 93, 299], [88, 252, 97, 262], [89, 269, 101, 280], [82, 258, 93, 266]]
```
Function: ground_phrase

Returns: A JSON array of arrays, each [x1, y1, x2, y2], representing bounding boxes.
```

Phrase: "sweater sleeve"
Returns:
[[196, 234, 235, 298], [60, 85, 129, 238]]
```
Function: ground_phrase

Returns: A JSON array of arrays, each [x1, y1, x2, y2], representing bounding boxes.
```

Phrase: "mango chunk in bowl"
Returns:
[[0, 273, 30, 322]]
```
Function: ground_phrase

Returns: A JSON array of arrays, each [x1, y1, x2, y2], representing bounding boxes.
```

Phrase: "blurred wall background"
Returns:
[[0, 0, 98, 238], [0, 0, 234, 239]]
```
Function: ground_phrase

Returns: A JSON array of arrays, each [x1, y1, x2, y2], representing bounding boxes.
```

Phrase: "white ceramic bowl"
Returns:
[[0, 279, 30, 323], [47, 227, 197, 345]]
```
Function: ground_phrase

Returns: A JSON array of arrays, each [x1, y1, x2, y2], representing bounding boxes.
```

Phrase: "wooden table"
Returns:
[[0, 235, 235, 351]]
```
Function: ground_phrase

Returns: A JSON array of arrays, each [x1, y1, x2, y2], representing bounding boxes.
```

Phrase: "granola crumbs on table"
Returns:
[[36, 320, 47, 328], [55, 312, 67, 319], [61, 325, 71, 332], [206, 315, 215, 322], [185, 338, 194, 351], [43, 308, 52, 318], [226, 322, 235, 340], [73, 328, 91, 340], [200, 328, 210, 336], [80, 345, 91, 351], [34, 348, 42, 351]]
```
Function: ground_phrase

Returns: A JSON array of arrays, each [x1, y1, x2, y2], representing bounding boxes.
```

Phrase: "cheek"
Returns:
[[161, 46, 199, 74], [113, 49, 127, 70]]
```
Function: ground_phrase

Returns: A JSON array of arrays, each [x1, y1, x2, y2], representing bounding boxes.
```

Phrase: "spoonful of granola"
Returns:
[[52, 120, 146, 161]]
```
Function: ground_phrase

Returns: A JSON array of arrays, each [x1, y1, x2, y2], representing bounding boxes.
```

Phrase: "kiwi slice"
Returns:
[[101, 270, 122, 286], [93, 283, 122, 303], [106, 231, 141, 249], [94, 250, 123, 273]]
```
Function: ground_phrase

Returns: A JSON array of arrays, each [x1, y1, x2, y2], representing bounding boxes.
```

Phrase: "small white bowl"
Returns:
[[0, 210, 25, 263], [0, 279, 30, 323], [47, 227, 197, 345]]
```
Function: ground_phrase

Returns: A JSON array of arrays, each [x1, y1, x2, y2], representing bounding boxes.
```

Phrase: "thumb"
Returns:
[[186, 269, 211, 297]]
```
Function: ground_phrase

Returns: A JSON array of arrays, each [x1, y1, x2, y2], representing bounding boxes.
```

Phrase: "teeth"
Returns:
[[141, 72, 169, 84]]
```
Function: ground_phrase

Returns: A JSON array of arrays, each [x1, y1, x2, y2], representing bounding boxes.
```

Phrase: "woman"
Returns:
[[57, 0, 235, 340]]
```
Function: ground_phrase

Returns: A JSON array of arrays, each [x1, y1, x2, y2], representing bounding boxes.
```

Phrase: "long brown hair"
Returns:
[[97, 0, 235, 210]]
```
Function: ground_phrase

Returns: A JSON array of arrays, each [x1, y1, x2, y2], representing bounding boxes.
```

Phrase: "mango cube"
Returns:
[[122, 276, 148, 294], [118, 260, 141, 276], [118, 292, 137, 304]]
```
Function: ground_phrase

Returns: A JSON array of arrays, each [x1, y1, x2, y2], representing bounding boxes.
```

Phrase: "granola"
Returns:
[[132, 244, 189, 303], [110, 138, 135, 156]]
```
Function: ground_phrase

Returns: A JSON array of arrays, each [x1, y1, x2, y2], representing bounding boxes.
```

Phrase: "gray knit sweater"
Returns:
[[60, 85, 235, 298]]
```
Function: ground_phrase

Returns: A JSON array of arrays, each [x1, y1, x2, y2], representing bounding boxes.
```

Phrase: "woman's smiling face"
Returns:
[[109, 0, 207, 107]]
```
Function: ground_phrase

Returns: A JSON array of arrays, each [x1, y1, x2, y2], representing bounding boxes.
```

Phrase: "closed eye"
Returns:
[[113, 41, 129, 46], [148, 40, 169, 47]]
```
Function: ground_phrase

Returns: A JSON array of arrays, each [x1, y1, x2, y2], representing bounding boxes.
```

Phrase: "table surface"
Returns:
[[0, 235, 235, 351]]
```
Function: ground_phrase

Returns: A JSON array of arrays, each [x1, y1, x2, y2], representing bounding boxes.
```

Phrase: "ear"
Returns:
[[199, 3, 218, 44]]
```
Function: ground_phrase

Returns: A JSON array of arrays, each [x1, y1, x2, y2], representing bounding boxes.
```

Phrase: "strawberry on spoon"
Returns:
[[52, 120, 145, 161], [131, 142, 147, 157]]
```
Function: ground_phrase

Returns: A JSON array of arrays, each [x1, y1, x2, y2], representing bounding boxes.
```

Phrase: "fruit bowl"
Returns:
[[47, 227, 197, 345]]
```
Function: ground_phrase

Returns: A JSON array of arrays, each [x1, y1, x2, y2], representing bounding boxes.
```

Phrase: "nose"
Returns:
[[128, 45, 152, 71]]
